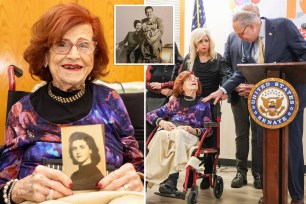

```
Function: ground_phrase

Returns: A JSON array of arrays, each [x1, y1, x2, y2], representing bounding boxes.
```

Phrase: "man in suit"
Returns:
[[205, 10, 306, 204], [223, 3, 261, 189], [141, 6, 164, 63]]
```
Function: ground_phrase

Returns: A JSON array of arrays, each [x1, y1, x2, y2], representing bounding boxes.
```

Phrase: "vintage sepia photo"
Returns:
[[61, 124, 106, 190], [115, 5, 174, 65]]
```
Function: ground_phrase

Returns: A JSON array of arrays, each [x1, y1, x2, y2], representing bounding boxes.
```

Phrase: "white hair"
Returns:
[[232, 10, 261, 27]]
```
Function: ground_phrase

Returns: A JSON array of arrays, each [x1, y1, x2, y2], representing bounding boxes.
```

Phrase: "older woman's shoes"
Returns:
[[231, 172, 247, 188], [200, 177, 210, 189], [159, 179, 178, 194]]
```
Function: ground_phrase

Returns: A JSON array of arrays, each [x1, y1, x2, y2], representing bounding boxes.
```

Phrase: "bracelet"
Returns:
[[156, 118, 162, 126], [3, 179, 18, 204], [196, 128, 202, 137], [195, 128, 199, 136]]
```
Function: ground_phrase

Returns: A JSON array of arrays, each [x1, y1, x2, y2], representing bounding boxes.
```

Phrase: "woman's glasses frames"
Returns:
[[52, 40, 97, 54], [186, 76, 199, 82]]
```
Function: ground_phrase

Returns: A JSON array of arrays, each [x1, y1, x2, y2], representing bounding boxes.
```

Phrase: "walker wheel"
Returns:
[[213, 176, 223, 199]]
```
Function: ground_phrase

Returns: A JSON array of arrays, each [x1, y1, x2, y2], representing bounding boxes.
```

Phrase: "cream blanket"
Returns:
[[21, 191, 144, 204], [146, 129, 199, 187]]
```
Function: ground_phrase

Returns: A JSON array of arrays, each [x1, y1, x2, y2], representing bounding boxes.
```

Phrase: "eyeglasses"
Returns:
[[186, 76, 199, 82], [52, 40, 97, 54], [237, 24, 250, 38]]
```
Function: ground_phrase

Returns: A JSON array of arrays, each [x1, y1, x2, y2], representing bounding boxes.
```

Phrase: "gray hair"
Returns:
[[240, 3, 260, 16], [233, 10, 261, 27]]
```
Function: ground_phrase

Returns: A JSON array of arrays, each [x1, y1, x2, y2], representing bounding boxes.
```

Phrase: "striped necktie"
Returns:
[[258, 36, 264, 64]]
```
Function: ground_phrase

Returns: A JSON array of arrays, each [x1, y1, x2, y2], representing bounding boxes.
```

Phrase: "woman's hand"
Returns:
[[11, 165, 73, 203], [149, 82, 162, 90], [97, 163, 143, 192], [159, 120, 176, 131], [177, 126, 197, 136], [160, 88, 173, 97]]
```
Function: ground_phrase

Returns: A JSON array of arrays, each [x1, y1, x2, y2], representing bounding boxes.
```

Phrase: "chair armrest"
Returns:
[[203, 122, 219, 128]]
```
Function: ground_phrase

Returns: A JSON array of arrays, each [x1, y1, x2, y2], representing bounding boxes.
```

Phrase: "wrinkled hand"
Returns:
[[160, 88, 173, 97], [203, 89, 226, 105], [168, 95, 176, 102], [236, 83, 254, 98], [159, 120, 176, 131], [150, 82, 162, 90], [11, 165, 72, 203], [176, 126, 196, 135], [97, 163, 143, 192]]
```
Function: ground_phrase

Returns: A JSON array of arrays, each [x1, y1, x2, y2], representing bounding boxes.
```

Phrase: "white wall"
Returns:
[[184, 0, 306, 161]]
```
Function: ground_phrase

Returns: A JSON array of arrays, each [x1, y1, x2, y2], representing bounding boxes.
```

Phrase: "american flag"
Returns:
[[191, 0, 206, 31]]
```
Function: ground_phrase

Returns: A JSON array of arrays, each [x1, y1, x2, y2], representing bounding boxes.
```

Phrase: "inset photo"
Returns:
[[61, 124, 106, 191], [115, 5, 174, 65]]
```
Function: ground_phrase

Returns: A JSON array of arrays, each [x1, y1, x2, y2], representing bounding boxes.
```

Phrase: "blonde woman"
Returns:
[[181, 28, 229, 99]]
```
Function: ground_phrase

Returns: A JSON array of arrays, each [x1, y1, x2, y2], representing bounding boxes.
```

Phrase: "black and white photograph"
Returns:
[[61, 124, 106, 191], [115, 5, 174, 65]]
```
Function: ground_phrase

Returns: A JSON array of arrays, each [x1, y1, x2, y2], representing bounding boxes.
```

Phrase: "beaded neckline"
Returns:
[[47, 83, 85, 104]]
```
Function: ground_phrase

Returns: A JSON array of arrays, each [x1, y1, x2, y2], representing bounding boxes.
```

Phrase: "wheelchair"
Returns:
[[146, 104, 224, 204]]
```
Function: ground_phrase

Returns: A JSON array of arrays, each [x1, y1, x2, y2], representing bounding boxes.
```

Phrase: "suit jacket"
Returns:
[[223, 32, 243, 104], [222, 17, 306, 93]]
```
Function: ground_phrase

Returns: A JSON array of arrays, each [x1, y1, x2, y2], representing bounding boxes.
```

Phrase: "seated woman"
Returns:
[[117, 20, 144, 63], [146, 71, 212, 192], [146, 42, 183, 137], [0, 3, 143, 204]]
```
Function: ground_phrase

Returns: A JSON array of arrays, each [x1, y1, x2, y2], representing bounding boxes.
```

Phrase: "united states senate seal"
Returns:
[[248, 78, 299, 129]]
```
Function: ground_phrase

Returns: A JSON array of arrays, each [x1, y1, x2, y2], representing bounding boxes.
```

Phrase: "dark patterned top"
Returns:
[[146, 97, 212, 134], [0, 83, 143, 188]]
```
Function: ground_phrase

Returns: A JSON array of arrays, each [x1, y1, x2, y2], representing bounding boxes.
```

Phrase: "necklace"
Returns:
[[47, 83, 85, 104]]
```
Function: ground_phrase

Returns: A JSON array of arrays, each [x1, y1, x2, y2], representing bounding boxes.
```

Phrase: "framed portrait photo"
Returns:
[[114, 5, 174, 65], [61, 124, 106, 190]]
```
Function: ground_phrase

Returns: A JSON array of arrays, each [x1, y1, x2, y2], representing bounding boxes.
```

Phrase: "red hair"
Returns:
[[23, 3, 109, 81], [173, 71, 202, 97]]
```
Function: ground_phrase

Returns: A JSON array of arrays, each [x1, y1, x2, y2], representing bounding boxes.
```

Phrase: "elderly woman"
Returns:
[[179, 28, 229, 190], [0, 3, 143, 204], [146, 71, 212, 191], [69, 132, 104, 190]]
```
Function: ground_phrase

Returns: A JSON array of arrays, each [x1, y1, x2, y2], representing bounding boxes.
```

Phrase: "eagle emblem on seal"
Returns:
[[259, 97, 285, 117]]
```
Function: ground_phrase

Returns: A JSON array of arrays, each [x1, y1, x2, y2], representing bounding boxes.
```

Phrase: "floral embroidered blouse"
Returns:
[[146, 97, 212, 134], [0, 83, 143, 188]]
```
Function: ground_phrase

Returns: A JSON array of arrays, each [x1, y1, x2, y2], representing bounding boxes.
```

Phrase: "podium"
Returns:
[[238, 62, 306, 204]]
